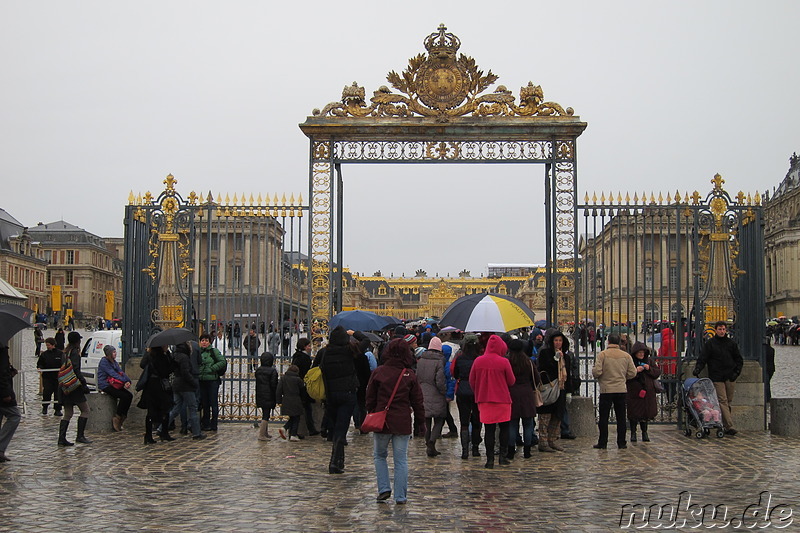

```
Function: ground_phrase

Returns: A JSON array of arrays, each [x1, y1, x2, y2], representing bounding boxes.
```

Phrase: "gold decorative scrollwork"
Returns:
[[313, 24, 574, 119]]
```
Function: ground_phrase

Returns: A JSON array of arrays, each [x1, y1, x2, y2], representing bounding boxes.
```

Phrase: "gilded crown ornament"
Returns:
[[313, 24, 574, 119]]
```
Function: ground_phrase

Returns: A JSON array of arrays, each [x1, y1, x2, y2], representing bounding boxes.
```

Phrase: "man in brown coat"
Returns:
[[592, 334, 637, 449]]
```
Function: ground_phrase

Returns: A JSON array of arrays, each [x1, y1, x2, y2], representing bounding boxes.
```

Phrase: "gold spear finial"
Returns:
[[592, 192, 597, 203], [736, 191, 746, 204], [633, 192, 639, 203], [754, 191, 761, 205], [128, 191, 135, 204], [584, 192, 589, 203], [600, 192, 606, 203], [658, 192, 663, 205], [666, 192, 672, 204], [675, 191, 682, 203]]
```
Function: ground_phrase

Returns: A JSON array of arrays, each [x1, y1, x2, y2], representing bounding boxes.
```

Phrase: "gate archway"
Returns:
[[299, 24, 586, 331]]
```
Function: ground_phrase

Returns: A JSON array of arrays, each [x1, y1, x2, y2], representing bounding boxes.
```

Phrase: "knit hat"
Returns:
[[428, 337, 443, 351], [404, 334, 416, 345], [103, 345, 116, 357], [394, 325, 407, 336], [67, 331, 82, 344]]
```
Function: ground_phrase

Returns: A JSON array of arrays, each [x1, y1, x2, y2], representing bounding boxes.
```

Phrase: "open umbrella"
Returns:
[[0, 303, 34, 344], [535, 319, 549, 329], [147, 327, 197, 348], [329, 310, 386, 331], [438, 326, 460, 334], [360, 331, 383, 343], [439, 293, 536, 333]]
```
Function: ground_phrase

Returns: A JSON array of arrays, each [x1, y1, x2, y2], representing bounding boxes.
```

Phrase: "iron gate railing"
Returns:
[[123, 175, 309, 422], [573, 175, 765, 423]]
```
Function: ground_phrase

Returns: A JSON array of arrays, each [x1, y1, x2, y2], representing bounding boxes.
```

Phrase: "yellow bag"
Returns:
[[304, 366, 325, 401]]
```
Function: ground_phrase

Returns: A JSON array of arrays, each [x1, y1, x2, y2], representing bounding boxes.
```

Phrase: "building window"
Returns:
[[44, 250, 51, 264], [378, 286, 387, 296], [234, 234, 244, 252], [644, 266, 654, 291], [233, 266, 242, 289], [66, 271, 74, 286], [46, 270, 51, 286], [66, 250, 75, 265], [643, 238, 654, 252], [210, 265, 218, 289], [668, 266, 678, 291], [668, 236, 678, 252], [210, 233, 219, 251]]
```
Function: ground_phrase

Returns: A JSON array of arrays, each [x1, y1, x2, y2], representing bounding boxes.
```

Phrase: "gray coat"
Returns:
[[277, 369, 304, 417], [416, 350, 448, 418]]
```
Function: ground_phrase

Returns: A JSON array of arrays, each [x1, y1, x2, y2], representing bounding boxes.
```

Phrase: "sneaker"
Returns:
[[560, 433, 577, 440], [279, 428, 287, 440], [192, 433, 207, 440], [376, 491, 391, 502], [289, 435, 300, 442]]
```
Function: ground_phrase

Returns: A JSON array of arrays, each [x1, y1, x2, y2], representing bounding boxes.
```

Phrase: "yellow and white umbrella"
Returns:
[[439, 293, 536, 333]]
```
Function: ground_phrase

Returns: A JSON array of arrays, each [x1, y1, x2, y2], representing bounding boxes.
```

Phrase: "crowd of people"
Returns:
[[0, 318, 748, 507]]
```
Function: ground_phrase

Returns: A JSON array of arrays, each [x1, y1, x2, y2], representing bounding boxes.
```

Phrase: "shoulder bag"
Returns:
[[58, 357, 82, 394], [537, 370, 561, 406], [531, 362, 544, 408], [361, 369, 407, 433], [304, 366, 325, 401]]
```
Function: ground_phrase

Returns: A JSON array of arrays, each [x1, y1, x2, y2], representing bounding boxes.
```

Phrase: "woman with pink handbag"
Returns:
[[98, 344, 132, 432], [364, 338, 425, 505]]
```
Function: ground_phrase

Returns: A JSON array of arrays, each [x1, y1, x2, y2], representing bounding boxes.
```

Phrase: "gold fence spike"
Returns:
[[207, 192, 214, 203], [674, 191, 682, 203], [658, 192, 663, 204], [746, 193, 752, 205], [600, 192, 606, 203], [249, 193, 255, 206], [128, 191, 135, 204], [666, 192, 672, 204], [584, 192, 589, 203], [649, 193, 656, 204], [591, 192, 597, 203], [257, 193, 263, 204], [290, 193, 296, 206], [224, 194, 230, 206], [281, 194, 287, 206], [616, 192, 623, 204], [633, 192, 639, 203], [297, 193, 303, 205], [136, 193, 142, 205], [271, 194, 278, 205], [242, 193, 247, 206], [232, 193, 239, 205], [609, 191, 614, 204], [754, 191, 761, 205], [625, 192, 630, 203]]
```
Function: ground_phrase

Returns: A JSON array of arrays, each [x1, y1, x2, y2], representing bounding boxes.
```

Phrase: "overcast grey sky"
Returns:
[[2, 1, 798, 277]]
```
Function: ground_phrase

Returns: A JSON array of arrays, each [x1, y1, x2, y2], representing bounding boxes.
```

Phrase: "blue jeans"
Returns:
[[508, 416, 535, 446], [170, 391, 202, 437], [198, 380, 220, 430], [325, 390, 356, 442], [373, 433, 410, 503]]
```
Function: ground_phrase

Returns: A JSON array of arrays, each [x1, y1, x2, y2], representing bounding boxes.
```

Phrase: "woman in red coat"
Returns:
[[365, 338, 425, 504], [469, 335, 515, 469]]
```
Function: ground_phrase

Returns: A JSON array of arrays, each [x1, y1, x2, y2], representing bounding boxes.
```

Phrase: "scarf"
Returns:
[[557, 353, 567, 390]]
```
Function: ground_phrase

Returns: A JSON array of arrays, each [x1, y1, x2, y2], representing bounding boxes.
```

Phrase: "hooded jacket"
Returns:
[[365, 343, 425, 435], [318, 326, 359, 394], [469, 335, 515, 405], [171, 344, 199, 392], [416, 348, 448, 418]]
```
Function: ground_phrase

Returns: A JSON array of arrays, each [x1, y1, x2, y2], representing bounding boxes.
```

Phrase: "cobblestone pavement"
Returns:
[[1, 414, 799, 531], [2, 339, 799, 531]]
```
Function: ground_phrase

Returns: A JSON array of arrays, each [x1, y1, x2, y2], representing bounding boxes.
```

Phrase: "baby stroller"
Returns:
[[681, 377, 725, 439]]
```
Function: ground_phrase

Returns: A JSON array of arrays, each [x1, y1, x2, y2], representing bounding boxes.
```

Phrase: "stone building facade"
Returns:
[[0, 209, 48, 313], [764, 153, 800, 318], [27, 220, 123, 323]]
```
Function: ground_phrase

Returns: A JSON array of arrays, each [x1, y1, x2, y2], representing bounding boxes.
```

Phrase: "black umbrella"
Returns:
[[146, 327, 197, 348], [0, 303, 34, 344], [361, 331, 383, 343]]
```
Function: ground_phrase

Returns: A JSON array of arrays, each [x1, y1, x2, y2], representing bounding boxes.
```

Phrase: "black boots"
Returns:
[[498, 446, 510, 466], [144, 417, 157, 444], [426, 441, 440, 457], [641, 421, 650, 442], [630, 420, 637, 443], [472, 444, 481, 457], [58, 420, 74, 446], [75, 417, 92, 444], [159, 416, 175, 441], [523, 445, 532, 458], [328, 440, 345, 474], [460, 430, 470, 460], [42, 404, 48, 415], [506, 446, 516, 460]]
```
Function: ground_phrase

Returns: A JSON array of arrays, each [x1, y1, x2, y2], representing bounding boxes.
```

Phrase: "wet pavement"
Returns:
[[1, 339, 799, 531]]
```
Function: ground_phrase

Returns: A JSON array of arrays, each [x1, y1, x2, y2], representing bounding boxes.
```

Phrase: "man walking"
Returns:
[[0, 344, 21, 462], [592, 334, 637, 449], [693, 321, 743, 436]]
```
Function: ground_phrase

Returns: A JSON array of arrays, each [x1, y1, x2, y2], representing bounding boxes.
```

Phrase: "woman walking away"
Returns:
[[97, 345, 132, 431], [506, 339, 539, 459], [416, 337, 448, 457], [365, 338, 425, 504], [58, 332, 92, 446], [277, 365, 304, 441], [626, 341, 661, 442], [317, 326, 359, 474], [536, 331, 571, 452], [255, 353, 278, 440], [469, 335, 515, 469], [139, 346, 174, 445], [453, 334, 482, 459]]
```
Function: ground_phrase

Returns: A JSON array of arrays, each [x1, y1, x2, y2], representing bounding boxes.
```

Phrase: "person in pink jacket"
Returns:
[[469, 335, 515, 469]]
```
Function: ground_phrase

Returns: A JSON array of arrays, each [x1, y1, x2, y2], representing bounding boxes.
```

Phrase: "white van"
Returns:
[[80, 330, 123, 387]]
